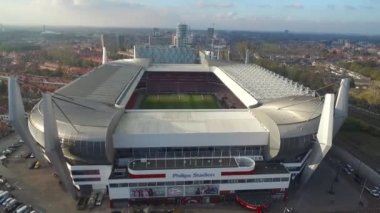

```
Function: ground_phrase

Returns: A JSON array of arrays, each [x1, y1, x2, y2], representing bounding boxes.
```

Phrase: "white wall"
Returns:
[[211, 67, 258, 107], [113, 132, 268, 148], [109, 182, 288, 200], [219, 181, 289, 191], [67, 164, 112, 190]]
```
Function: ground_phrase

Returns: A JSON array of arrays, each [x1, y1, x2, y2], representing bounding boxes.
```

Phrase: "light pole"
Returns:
[[358, 177, 367, 207]]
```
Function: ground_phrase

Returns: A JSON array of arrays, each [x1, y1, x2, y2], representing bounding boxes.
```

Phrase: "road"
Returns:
[[349, 105, 380, 130]]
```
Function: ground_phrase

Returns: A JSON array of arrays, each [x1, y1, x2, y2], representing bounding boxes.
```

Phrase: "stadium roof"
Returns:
[[113, 110, 269, 148], [57, 61, 143, 105], [253, 96, 323, 125], [217, 63, 315, 101], [147, 64, 209, 72], [116, 110, 266, 135]]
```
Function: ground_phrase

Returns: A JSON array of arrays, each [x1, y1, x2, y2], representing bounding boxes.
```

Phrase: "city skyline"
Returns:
[[0, 0, 379, 35]]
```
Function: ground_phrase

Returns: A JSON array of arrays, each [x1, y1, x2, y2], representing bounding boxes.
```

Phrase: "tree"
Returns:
[[0, 80, 6, 96]]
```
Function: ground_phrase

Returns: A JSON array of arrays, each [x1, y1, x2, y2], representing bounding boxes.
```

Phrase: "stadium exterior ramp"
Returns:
[[8, 77, 48, 165], [41, 93, 78, 198], [334, 79, 350, 136], [300, 94, 334, 185]]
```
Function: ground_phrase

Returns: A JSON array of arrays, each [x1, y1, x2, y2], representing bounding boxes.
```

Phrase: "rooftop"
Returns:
[[254, 163, 289, 175], [218, 63, 315, 101], [147, 64, 210, 72], [253, 96, 323, 125], [57, 61, 143, 105], [116, 110, 266, 135]]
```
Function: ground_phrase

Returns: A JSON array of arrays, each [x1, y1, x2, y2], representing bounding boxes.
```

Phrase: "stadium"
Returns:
[[8, 47, 349, 211]]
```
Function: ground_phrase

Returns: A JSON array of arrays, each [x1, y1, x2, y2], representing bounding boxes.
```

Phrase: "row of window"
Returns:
[[116, 146, 263, 159], [71, 170, 100, 175], [286, 166, 302, 172], [109, 177, 290, 188], [73, 177, 101, 182]]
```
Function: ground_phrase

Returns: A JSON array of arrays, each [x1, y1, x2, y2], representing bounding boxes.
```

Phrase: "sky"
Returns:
[[0, 0, 379, 35]]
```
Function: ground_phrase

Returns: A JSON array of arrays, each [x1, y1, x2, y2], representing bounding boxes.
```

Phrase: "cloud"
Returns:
[[195, 0, 234, 9], [214, 11, 238, 20], [285, 3, 304, 9], [361, 5, 375, 10], [344, 5, 356, 10], [257, 4, 272, 9], [327, 4, 335, 10], [32, 0, 144, 8]]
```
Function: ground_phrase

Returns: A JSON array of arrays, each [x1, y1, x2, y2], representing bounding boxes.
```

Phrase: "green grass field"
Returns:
[[140, 94, 220, 109]]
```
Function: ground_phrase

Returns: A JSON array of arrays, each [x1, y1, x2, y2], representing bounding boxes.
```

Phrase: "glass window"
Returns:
[[157, 182, 165, 186], [247, 179, 256, 183], [120, 183, 129, 187], [129, 183, 138, 187], [281, 177, 290, 182], [221, 180, 229, 184], [264, 178, 272, 182], [73, 177, 100, 182], [71, 170, 100, 175], [185, 181, 193, 185], [238, 179, 246, 183], [148, 182, 156, 186], [138, 182, 147, 187], [212, 180, 220, 184], [110, 184, 118, 188], [165, 182, 175, 186]]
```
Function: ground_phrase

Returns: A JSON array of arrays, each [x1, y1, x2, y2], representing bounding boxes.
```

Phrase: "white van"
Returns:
[[0, 191, 8, 198], [16, 204, 28, 213], [2, 197, 13, 206], [5, 198, 16, 208]]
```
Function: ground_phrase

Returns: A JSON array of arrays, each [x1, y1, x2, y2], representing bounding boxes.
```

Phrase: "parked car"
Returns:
[[7, 202, 23, 212], [15, 204, 28, 213], [95, 192, 104, 206], [4, 182, 14, 191], [28, 161, 38, 169], [4, 198, 16, 208], [0, 194, 10, 204], [33, 161, 40, 169], [10, 143, 22, 148], [0, 191, 10, 201], [2, 149, 12, 155], [87, 193, 97, 209], [77, 197, 88, 210], [5, 201, 21, 212], [7, 147, 16, 152], [343, 167, 351, 175], [374, 186, 380, 192], [22, 152, 32, 159], [345, 164, 354, 172], [2, 197, 13, 206]]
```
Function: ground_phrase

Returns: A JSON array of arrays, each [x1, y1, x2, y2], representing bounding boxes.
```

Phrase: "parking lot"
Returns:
[[0, 133, 110, 213]]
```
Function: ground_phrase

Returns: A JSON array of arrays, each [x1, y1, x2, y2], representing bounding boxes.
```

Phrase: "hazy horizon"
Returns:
[[0, 0, 379, 35]]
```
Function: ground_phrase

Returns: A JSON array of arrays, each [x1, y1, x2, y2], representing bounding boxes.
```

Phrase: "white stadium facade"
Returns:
[[8, 46, 349, 211]]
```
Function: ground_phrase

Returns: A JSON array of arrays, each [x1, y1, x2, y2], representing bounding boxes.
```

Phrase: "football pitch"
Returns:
[[140, 94, 220, 109]]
